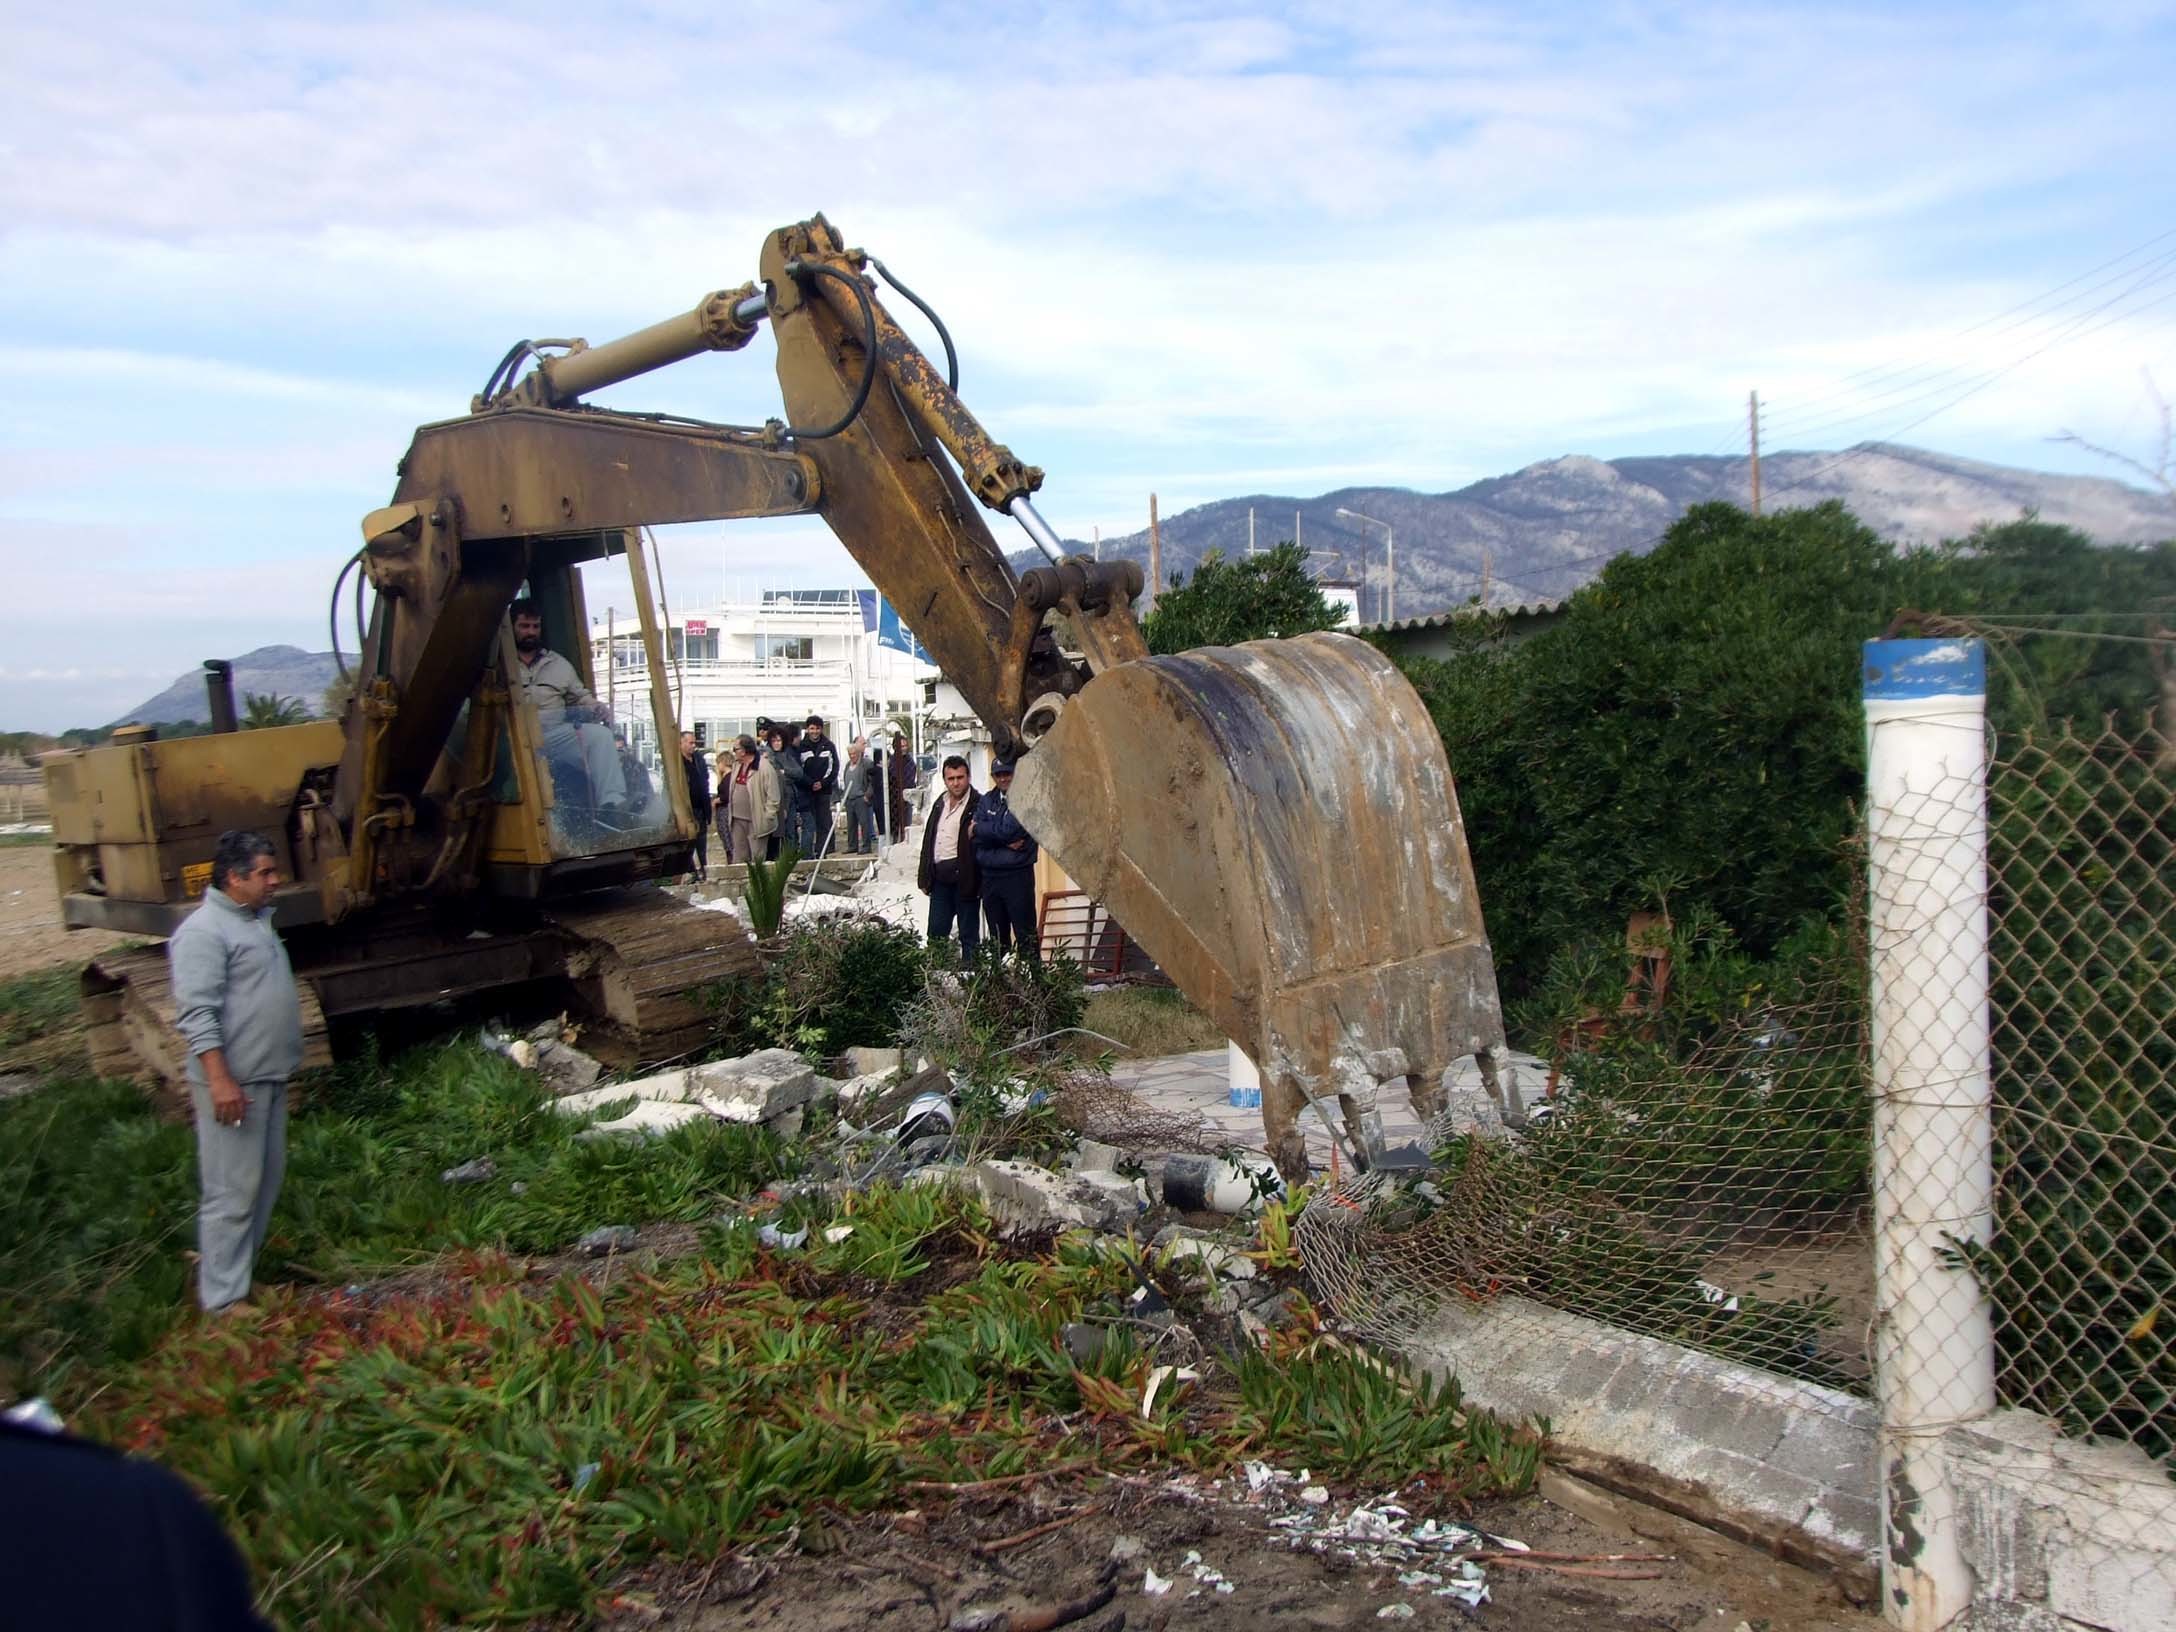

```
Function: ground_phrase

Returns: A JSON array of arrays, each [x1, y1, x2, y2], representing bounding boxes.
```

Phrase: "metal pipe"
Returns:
[[1006, 496, 1067, 564], [535, 287, 769, 405], [203, 660, 239, 734]]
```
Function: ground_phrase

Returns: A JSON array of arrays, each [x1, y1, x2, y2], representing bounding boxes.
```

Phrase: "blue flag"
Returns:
[[874, 595, 933, 663]]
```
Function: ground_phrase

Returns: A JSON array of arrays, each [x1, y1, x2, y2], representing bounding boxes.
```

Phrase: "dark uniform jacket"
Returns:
[[972, 786, 1037, 873]]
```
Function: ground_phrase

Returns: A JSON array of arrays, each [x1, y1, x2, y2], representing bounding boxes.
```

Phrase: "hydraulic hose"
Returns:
[[869, 256, 958, 393], [328, 547, 364, 682], [783, 261, 879, 441]]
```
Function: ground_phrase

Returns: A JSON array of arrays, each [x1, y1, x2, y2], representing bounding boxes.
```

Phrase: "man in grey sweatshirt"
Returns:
[[168, 829, 305, 1314]]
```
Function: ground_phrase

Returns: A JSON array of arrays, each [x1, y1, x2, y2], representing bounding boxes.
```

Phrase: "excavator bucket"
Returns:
[[1010, 631, 1511, 1181]]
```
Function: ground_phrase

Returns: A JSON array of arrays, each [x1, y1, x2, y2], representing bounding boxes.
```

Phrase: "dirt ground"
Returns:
[[598, 1465, 1879, 1632], [0, 843, 126, 980]]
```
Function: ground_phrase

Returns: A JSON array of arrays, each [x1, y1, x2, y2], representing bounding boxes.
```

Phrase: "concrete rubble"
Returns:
[[544, 1047, 841, 1142], [483, 1017, 604, 1097], [927, 1157, 1147, 1233]]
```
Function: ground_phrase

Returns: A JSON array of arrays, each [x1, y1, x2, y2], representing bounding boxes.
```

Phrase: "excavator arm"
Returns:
[[343, 212, 1511, 1177]]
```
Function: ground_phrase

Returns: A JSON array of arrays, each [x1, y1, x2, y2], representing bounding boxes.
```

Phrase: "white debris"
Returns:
[[1377, 1607, 1415, 1621], [822, 1225, 854, 1244], [1142, 1567, 1172, 1597], [1107, 1535, 1145, 1563], [1140, 1364, 1201, 1418], [1299, 1485, 1330, 1505], [1694, 1278, 1742, 1314], [1180, 1550, 1235, 1594]]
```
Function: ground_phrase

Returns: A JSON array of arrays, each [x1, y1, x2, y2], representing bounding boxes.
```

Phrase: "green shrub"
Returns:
[[742, 846, 800, 937], [752, 915, 930, 1058], [1387, 504, 2174, 999]]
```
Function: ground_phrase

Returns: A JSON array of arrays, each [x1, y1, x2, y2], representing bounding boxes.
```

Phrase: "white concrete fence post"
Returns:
[[1863, 638, 1999, 1631]]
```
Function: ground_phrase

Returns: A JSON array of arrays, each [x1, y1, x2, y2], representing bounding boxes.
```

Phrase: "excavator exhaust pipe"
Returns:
[[1011, 631, 1511, 1181]]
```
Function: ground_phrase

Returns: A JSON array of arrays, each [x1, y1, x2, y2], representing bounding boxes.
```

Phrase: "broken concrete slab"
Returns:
[[1069, 1138, 1125, 1175], [1152, 1223, 1259, 1282], [940, 1159, 1145, 1233], [688, 1048, 819, 1123], [576, 1224, 639, 1256], [844, 1045, 903, 1076], [834, 1070, 896, 1111], [575, 1099, 717, 1142], [552, 1069, 694, 1118], [441, 1157, 496, 1185]]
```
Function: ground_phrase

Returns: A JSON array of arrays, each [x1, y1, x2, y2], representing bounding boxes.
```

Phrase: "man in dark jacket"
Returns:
[[800, 715, 839, 856], [917, 755, 981, 959], [0, 1416, 273, 1629], [972, 758, 1039, 963], [887, 730, 916, 841], [766, 723, 811, 855], [679, 730, 712, 879]]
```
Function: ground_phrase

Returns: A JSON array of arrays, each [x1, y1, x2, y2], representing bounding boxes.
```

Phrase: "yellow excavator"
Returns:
[[43, 213, 1511, 1177]]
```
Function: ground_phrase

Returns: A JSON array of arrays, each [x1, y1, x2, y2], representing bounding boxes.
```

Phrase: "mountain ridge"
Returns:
[[1042, 442, 2176, 620], [116, 443, 2174, 723]]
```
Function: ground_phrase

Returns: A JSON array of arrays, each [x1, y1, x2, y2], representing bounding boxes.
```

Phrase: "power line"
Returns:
[[1761, 247, 2176, 442], [1763, 280, 2176, 505], [1759, 229, 2176, 435]]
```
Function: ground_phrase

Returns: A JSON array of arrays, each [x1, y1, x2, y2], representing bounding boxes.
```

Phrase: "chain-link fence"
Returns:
[[1296, 984, 1874, 1394], [1293, 628, 2173, 1627], [1981, 720, 2172, 1466]]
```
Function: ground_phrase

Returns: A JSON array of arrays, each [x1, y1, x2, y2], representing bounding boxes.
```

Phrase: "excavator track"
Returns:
[[77, 889, 755, 1110], [539, 886, 761, 1068], [81, 946, 334, 1117]]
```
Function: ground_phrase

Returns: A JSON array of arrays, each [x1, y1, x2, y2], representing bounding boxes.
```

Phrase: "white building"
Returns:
[[589, 589, 940, 770]]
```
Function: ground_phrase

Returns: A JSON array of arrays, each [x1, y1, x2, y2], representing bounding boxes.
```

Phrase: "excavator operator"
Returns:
[[510, 598, 630, 816]]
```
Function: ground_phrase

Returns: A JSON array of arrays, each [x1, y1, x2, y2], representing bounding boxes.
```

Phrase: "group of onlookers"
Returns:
[[676, 720, 1042, 964], [915, 753, 1040, 964], [678, 717, 922, 869]]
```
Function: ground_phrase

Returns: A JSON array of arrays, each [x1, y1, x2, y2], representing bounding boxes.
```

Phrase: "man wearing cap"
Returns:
[[972, 757, 1040, 964]]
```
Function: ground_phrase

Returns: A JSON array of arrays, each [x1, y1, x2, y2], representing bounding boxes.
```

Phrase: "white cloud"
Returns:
[[4, 1, 2174, 723]]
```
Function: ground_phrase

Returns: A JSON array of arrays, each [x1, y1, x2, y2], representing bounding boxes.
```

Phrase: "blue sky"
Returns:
[[4, 0, 2174, 728]]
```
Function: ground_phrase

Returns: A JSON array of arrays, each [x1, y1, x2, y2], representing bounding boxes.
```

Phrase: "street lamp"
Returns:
[[1335, 507, 1394, 624]]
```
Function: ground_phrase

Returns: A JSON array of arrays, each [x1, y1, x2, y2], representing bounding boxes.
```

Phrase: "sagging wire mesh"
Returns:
[[1979, 718, 2173, 1471], [1297, 982, 1874, 1395], [1050, 1072, 1232, 1156]]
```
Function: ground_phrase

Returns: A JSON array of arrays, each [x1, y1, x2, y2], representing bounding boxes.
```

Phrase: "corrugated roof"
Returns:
[[1354, 597, 1566, 635]]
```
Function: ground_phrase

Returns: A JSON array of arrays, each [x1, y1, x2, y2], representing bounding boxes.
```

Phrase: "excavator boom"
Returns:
[[387, 211, 1515, 1173]]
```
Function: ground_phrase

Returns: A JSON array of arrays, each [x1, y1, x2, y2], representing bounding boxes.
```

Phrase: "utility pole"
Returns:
[[1749, 389, 1763, 517], [1336, 506, 1393, 625], [1147, 493, 1162, 611], [1092, 525, 1101, 562], [1248, 507, 1256, 555]]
